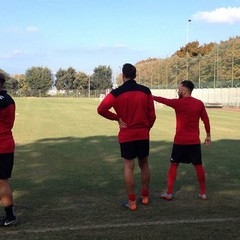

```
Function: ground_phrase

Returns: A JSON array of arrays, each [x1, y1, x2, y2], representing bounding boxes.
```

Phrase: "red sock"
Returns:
[[128, 193, 136, 202], [194, 164, 206, 194], [167, 163, 178, 194], [141, 188, 149, 198]]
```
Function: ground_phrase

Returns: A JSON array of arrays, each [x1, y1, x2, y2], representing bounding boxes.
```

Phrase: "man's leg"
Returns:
[[123, 159, 136, 210], [0, 179, 13, 206], [167, 163, 179, 194], [124, 159, 135, 196], [138, 157, 150, 203], [161, 163, 179, 200], [194, 164, 206, 195], [0, 179, 16, 226]]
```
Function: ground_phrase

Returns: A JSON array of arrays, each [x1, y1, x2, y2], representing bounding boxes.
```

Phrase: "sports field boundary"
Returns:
[[2, 217, 240, 235]]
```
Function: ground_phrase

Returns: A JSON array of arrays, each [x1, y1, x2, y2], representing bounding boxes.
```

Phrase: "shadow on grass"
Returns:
[[10, 136, 170, 225], [8, 137, 240, 228], [202, 138, 240, 194], [12, 136, 171, 198]]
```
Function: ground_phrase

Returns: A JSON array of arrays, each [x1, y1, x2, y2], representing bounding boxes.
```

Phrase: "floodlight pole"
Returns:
[[231, 39, 235, 88], [186, 19, 191, 80], [88, 76, 90, 98], [186, 19, 191, 44]]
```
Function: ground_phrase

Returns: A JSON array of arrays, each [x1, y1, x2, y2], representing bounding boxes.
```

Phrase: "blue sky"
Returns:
[[1, 0, 240, 77]]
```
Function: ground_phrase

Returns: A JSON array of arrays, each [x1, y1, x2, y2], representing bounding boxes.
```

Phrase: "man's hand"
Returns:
[[204, 136, 211, 146], [118, 118, 127, 128]]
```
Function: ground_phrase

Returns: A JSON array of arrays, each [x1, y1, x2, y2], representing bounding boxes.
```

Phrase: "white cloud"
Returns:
[[114, 43, 128, 48], [0, 49, 23, 59], [56, 43, 134, 54], [193, 7, 240, 24], [7, 27, 20, 33], [26, 26, 38, 32], [12, 49, 23, 56], [3, 26, 38, 34]]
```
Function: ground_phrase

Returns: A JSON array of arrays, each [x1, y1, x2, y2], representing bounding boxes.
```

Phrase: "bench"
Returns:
[[205, 103, 223, 108]]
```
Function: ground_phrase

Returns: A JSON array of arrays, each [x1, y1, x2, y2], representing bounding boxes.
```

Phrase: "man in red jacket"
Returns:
[[97, 63, 156, 210], [153, 80, 211, 200], [0, 73, 17, 226]]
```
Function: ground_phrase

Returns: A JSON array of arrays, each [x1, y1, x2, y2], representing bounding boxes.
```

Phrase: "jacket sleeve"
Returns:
[[153, 96, 178, 108], [97, 93, 119, 121], [201, 105, 211, 135], [148, 94, 156, 128]]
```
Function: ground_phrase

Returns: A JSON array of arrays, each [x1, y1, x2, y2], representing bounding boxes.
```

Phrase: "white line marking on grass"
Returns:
[[208, 114, 239, 121], [2, 217, 240, 235]]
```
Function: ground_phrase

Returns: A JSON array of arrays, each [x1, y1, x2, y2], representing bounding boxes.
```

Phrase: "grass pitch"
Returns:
[[1, 98, 239, 240]]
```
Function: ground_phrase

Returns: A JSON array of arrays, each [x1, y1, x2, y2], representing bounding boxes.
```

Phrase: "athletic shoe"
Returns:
[[138, 196, 149, 205], [0, 217, 17, 227], [121, 200, 137, 211], [160, 192, 173, 201], [198, 193, 208, 200]]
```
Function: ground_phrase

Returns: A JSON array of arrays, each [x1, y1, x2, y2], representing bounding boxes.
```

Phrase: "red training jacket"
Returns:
[[97, 80, 156, 143], [153, 96, 210, 145], [0, 90, 15, 153]]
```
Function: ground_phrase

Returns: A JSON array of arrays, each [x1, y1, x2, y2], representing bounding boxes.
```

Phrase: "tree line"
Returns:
[[1, 36, 240, 97], [128, 36, 240, 89], [0, 65, 112, 97]]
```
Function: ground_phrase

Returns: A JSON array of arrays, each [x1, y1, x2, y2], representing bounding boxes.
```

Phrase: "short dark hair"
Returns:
[[0, 73, 6, 89], [0, 73, 6, 84], [181, 80, 194, 92], [122, 63, 136, 79]]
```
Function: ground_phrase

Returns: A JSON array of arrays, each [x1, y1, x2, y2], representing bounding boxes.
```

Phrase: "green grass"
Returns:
[[1, 98, 240, 240]]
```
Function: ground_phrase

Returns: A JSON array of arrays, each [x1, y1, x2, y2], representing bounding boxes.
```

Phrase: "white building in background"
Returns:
[[47, 86, 57, 95], [112, 83, 118, 89], [151, 88, 240, 107]]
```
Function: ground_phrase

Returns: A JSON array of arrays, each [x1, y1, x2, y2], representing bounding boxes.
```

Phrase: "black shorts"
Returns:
[[170, 144, 202, 165], [0, 153, 14, 179], [120, 140, 149, 160]]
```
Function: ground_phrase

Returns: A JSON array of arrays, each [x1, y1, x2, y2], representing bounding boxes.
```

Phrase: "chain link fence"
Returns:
[[135, 39, 240, 89], [6, 87, 239, 107], [151, 87, 240, 107], [8, 89, 107, 98]]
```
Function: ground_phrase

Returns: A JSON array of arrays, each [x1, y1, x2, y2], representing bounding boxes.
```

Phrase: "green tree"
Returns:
[[174, 41, 215, 58], [135, 36, 240, 88], [55, 68, 66, 90], [91, 65, 112, 90], [73, 72, 89, 90], [15, 74, 29, 96], [5, 77, 18, 90], [25, 67, 53, 96], [0, 69, 10, 87], [0, 69, 18, 91], [55, 67, 77, 90]]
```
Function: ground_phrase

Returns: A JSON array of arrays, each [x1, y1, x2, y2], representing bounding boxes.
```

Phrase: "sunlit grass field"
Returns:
[[1, 97, 240, 240]]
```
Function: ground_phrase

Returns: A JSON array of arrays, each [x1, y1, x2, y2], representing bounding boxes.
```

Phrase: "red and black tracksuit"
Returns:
[[97, 80, 156, 143], [153, 96, 210, 144], [153, 95, 210, 195], [0, 90, 15, 153]]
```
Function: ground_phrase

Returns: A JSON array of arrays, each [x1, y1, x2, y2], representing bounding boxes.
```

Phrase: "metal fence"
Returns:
[[8, 87, 240, 107], [151, 87, 240, 107], [8, 89, 106, 98], [135, 39, 240, 89]]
